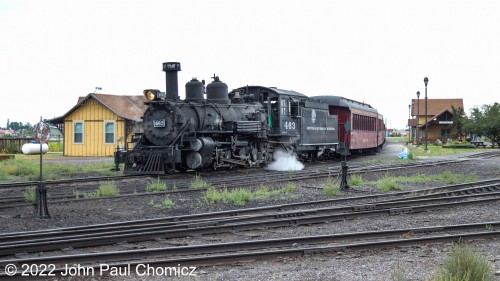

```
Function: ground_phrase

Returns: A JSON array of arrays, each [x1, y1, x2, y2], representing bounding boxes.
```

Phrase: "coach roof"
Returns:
[[313, 96, 378, 114]]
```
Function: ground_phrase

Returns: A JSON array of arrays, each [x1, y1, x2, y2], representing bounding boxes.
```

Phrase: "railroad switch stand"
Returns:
[[32, 118, 51, 219], [340, 161, 349, 190], [34, 181, 50, 219]]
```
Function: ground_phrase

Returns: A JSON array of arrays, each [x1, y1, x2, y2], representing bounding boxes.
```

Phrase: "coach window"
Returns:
[[104, 121, 115, 144], [74, 121, 83, 144]]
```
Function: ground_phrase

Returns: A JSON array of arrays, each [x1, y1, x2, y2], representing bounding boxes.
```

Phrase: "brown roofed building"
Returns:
[[408, 98, 464, 144], [48, 93, 148, 156]]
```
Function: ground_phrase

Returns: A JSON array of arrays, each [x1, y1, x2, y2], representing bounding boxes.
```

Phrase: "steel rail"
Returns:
[[0, 156, 485, 209], [1, 184, 500, 256], [1, 225, 499, 279], [1, 178, 500, 242]]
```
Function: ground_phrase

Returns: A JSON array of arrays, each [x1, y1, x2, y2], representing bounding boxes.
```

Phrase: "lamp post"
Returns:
[[424, 77, 429, 150], [408, 104, 411, 143], [416, 91, 420, 146]]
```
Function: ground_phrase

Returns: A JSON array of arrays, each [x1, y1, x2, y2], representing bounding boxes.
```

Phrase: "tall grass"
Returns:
[[0, 159, 37, 178], [432, 243, 492, 281], [0, 157, 119, 182]]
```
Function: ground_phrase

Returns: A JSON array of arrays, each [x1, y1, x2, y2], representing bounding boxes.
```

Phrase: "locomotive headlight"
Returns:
[[144, 89, 158, 101], [144, 89, 167, 101]]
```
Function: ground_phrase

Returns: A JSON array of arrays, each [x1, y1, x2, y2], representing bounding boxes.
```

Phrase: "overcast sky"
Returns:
[[1, 0, 499, 129]]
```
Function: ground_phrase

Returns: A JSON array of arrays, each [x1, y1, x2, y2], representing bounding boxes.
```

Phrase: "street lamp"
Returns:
[[408, 104, 411, 143], [416, 91, 420, 146], [424, 77, 429, 150]]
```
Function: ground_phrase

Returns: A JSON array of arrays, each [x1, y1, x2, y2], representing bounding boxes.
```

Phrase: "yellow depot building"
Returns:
[[49, 93, 147, 156]]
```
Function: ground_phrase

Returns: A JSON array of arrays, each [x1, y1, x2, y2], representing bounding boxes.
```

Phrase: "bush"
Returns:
[[1, 144, 18, 154], [442, 143, 476, 149], [48, 142, 63, 152]]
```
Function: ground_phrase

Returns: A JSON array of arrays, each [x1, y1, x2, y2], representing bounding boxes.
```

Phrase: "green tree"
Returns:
[[8, 121, 23, 131], [466, 102, 500, 142], [451, 105, 467, 140]]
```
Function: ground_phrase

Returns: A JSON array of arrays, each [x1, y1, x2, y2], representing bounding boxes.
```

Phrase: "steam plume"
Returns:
[[266, 150, 304, 171]]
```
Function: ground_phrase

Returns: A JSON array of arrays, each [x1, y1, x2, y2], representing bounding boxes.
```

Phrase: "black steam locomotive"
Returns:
[[114, 62, 341, 174]]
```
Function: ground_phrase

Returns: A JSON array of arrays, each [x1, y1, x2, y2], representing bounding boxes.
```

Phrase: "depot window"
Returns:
[[74, 121, 83, 144], [104, 121, 115, 144]]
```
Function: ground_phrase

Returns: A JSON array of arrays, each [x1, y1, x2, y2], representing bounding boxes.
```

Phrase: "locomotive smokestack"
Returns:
[[162, 62, 181, 101]]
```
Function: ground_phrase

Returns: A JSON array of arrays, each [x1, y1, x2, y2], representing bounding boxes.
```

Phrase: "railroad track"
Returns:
[[0, 174, 149, 190], [1, 221, 499, 279], [1, 178, 499, 257], [2, 152, 497, 209]]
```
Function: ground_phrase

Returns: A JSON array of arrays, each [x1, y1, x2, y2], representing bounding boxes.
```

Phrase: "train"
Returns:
[[114, 62, 386, 174]]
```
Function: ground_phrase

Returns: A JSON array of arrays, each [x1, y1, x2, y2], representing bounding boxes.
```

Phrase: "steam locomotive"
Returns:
[[114, 62, 385, 174]]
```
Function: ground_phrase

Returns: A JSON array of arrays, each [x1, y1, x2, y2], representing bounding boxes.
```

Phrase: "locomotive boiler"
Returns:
[[115, 62, 342, 174]]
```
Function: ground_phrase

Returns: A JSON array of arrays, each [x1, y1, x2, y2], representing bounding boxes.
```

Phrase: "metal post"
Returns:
[[416, 91, 420, 146], [408, 104, 411, 144], [340, 161, 349, 190], [424, 77, 429, 150]]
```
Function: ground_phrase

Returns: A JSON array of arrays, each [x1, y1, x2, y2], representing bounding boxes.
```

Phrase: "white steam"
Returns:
[[266, 150, 304, 171]]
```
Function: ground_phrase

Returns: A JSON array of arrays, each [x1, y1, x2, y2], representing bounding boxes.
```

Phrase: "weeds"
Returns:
[[390, 258, 406, 281], [438, 171, 478, 184], [204, 183, 299, 206], [190, 174, 209, 189], [148, 199, 160, 208], [376, 174, 402, 191], [161, 197, 175, 208], [323, 176, 340, 196], [96, 181, 119, 197], [146, 177, 167, 192], [205, 187, 253, 206], [148, 197, 174, 208], [284, 182, 298, 193], [432, 243, 492, 281], [349, 174, 365, 186], [73, 190, 83, 199], [23, 187, 36, 203]]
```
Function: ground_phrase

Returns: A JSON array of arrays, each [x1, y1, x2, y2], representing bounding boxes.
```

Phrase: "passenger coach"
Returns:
[[313, 96, 386, 155]]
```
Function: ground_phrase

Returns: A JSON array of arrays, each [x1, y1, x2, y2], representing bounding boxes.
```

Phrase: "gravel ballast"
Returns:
[[1, 144, 499, 280]]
